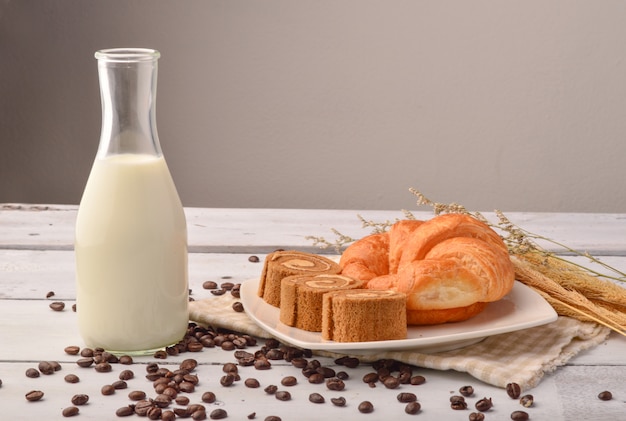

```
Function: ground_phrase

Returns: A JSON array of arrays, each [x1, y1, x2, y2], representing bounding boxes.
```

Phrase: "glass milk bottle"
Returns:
[[75, 48, 188, 354]]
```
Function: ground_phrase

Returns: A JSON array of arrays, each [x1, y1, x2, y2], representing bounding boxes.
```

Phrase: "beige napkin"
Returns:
[[189, 294, 610, 390]]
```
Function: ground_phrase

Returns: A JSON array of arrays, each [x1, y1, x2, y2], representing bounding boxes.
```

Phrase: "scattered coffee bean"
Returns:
[[25, 368, 40, 378], [248, 255, 260, 263], [112, 380, 128, 390], [221, 282, 235, 290], [405, 401, 421, 415], [520, 394, 534, 407], [119, 369, 134, 380], [116, 406, 135, 417], [506, 382, 522, 399], [450, 395, 468, 410], [72, 303, 77, 312], [64, 374, 80, 383], [510, 410, 529, 421], [254, 359, 271, 370], [220, 374, 235, 387], [25, 390, 44, 401], [94, 362, 112, 373], [469, 412, 485, 421], [128, 390, 147, 401], [331, 396, 346, 407], [62, 406, 79, 417], [598, 390, 613, 401], [101, 384, 115, 395], [410, 375, 426, 385], [232, 301, 244, 312], [363, 372, 378, 384], [280, 376, 297, 386], [154, 350, 168, 359], [64, 345, 80, 355], [460, 385, 474, 397], [180, 358, 198, 371], [46, 291, 55, 298], [118, 355, 133, 365], [50, 301, 65, 311], [397, 392, 417, 403], [275, 390, 291, 401], [475, 397, 493, 412], [326, 377, 345, 391], [264, 384, 278, 395], [245, 378, 260, 388], [264, 417, 281, 421], [76, 357, 94, 368], [305, 392, 323, 403], [71, 394, 89, 405], [38, 361, 55, 375], [383, 376, 400, 389], [358, 401, 374, 413], [203, 281, 218, 290], [176, 396, 190, 405], [210, 409, 227, 419], [202, 391, 217, 403]]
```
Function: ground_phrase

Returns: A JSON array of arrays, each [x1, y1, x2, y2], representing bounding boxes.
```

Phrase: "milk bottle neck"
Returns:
[[95, 48, 162, 159]]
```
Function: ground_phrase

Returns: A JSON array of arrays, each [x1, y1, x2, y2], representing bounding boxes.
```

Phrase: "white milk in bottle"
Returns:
[[75, 49, 188, 353]]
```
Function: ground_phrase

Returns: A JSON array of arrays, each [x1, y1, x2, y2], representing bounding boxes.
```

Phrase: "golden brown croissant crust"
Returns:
[[339, 214, 515, 325]]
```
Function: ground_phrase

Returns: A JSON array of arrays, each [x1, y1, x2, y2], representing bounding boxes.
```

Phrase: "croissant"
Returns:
[[339, 214, 515, 325]]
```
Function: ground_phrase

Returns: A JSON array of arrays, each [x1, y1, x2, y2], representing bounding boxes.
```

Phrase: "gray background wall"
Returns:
[[2, 1, 626, 212]]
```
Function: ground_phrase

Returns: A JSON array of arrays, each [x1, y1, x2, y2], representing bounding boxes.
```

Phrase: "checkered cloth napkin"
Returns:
[[189, 294, 610, 390]]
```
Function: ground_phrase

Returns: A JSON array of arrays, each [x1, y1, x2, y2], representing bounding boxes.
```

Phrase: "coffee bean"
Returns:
[[62, 406, 79, 417], [275, 390, 291, 401], [245, 378, 260, 388], [410, 375, 426, 385], [405, 401, 421, 414], [264, 384, 278, 395], [220, 374, 235, 387], [598, 390, 613, 401], [264, 417, 281, 421], [76, 357, 94, 368], [469, 412, 485, 421], [254, 359, 271, 370], [95, 362, 112, 373], [221, 282, 235, 291], [128, 390, 147, 401], [135, 400, 155, 416], [308, 373, 325, 384], [70, 394, 89, 405], [101, 384, 115, 395], [232, 301, 244, 312], [64, 345, 80, 355], [118, 355, 133, 365], [119, 369, 134, 380], [459, 385, 474, 397], [116, 406, 135, 417], [203, 281, 218, 289], [506, 382, 522, 399], [38, 361, 54, 375], [202, 391, 216, 403], [281, 376, 297, 386], [510, 410, 529, 421], [46, 291, 55, 298], [520, 394, 534, 407], [180, 358, 198, 371], [363, 372, 379, 384], [154, 394, 172, 408], [326, 378, 345, 391], [358, 401, 374, 413], [248, 255, 260, 263], [25, 390, 44, 401], [64, 374, 80, 383], [50, 301, 65, 311], [210, 408, 227, 419], [306, 392, 324, 403], [331, 396, 346, 407], [25, 368, 40, 378], [383, 376, 400, 389], [450, 395, 468, 410], [112, 380, 128, 390], [397, 392, 417, 403], [475, 397, 493, 412], [336, 371, 349, 380]]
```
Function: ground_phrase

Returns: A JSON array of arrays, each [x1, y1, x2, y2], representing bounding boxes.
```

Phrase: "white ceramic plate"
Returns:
[[240, 279, 558, 354]]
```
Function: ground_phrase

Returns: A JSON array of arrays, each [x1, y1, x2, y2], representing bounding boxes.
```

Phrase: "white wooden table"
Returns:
[[1, 204, 626, 420]]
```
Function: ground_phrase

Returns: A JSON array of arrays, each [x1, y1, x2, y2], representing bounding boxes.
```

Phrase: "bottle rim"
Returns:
[[95, 48, 160, 62]]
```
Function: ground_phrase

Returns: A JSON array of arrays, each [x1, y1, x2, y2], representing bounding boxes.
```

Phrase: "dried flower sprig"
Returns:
[[310, 187, 626, 336]]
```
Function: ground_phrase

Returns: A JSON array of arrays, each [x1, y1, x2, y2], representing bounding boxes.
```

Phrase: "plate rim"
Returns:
[[240, 278, 558, 353]]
